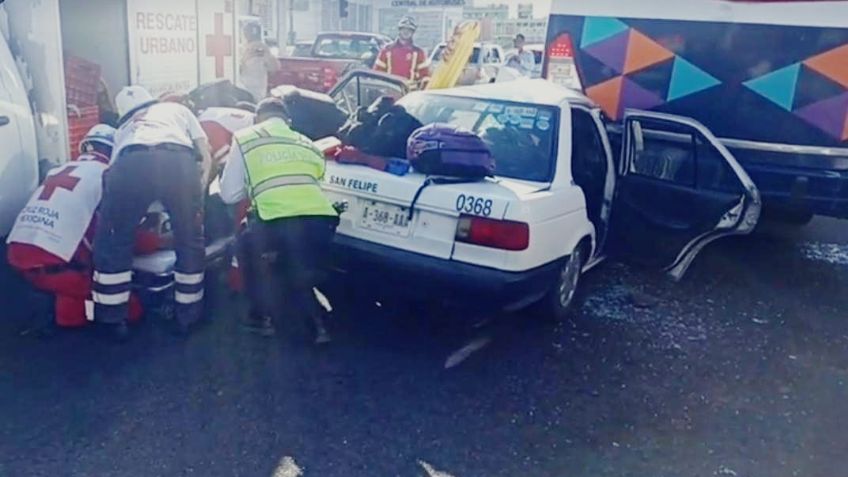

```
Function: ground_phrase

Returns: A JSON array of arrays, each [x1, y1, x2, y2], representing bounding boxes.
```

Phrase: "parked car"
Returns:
[[321, 72, 761, 318], [289, 41, 314, 57], [269, 32, 391, 93], [429, 42, 505, 85]]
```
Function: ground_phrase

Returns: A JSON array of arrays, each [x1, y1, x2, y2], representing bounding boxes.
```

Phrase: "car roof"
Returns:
[[434, 42, 500, 48], [316, 31, 389, 40], [422, 79, 595, 108]]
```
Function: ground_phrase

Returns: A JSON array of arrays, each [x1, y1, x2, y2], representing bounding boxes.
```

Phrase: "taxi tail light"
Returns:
[[456, 215, 529, 251]]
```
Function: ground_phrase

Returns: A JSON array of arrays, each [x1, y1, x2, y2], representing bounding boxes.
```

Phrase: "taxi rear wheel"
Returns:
[[538, 245, 586, 322]]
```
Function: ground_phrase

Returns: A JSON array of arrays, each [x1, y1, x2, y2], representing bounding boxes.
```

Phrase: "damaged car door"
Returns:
[[606, 111, 761, 280], [328, 70, 409, 116]]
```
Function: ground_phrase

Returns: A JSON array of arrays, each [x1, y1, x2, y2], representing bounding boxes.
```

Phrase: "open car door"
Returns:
[[608, 111, 761, 280], [328, 70, 409, 116]]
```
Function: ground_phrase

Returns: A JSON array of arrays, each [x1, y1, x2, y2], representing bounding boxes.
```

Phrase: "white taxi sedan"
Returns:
[[323, 76, 761, 319]]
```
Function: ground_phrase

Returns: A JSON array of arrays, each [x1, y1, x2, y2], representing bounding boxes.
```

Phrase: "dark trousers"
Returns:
[[236, 215, 337, 324], [93, 145, 205, 325]]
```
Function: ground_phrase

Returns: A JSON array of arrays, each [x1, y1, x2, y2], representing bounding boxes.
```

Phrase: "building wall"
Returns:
[[59, 0, 130, 95], [495, 18, 547, 47], [462, 4, 509, 21]]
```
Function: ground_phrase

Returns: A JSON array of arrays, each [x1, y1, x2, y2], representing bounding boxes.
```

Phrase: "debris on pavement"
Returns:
[[798, 242, 848, 266], [272, 456, 303, 477], [716, 465, 738, 476], [444, 336, 492, 369], [419, 460, 456, 477], [628, 290, 659, 309], [314, 288, 333, 313], [580, 271, 718, 352]]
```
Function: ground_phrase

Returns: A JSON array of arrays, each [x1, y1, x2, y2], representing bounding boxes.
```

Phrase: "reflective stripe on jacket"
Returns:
[[234, 120, 337, 221], [374, 41, 430, 81]]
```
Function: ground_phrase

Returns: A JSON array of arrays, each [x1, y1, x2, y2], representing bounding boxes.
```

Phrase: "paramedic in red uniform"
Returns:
[[197, 106, 256, 171], [6, 125, 142, 329], [373, 16, 431, 85]]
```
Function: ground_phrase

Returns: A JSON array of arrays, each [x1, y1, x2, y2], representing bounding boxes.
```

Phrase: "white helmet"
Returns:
[[79, 124, 116, 153], [398, 16, 417, 31], [116, 85, 154, 118]]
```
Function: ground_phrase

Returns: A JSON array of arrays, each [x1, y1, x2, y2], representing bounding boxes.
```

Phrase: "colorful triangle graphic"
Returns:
[[804, 44, 848, 88], [744, 63, 801, 111], [581, 17, 630, 48], [843, 113, 848, 141], [795, 92, 848, 141], [586, 76, 624, 120], [620, 77, 665, 114], [629, 57, 675, 100], [584, 29, 630, 74], [667, 57, 721, 102], [793, 63, 846, 110], [624, 30, 674, 75]]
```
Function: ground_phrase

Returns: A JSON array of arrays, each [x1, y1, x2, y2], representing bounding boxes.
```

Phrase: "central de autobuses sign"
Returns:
[[127, 0, 239, 97]]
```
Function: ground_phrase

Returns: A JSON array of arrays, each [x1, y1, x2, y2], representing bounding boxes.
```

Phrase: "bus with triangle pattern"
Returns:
[[543, 0, 848, 223]]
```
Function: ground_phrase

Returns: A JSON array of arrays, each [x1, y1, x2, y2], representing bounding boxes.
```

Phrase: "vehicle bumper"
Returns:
[[331, 235, 560, 312], [732, 149, 848, 219]]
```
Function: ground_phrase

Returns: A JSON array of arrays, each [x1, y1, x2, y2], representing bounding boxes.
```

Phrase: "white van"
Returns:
[[0, 23, 38, 237]]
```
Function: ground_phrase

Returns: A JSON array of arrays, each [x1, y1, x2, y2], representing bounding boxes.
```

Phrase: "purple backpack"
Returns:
[[407, 123, 495, 178]]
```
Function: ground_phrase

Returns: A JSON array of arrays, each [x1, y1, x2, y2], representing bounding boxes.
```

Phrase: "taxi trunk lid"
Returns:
[[323, 162, 538, 260]]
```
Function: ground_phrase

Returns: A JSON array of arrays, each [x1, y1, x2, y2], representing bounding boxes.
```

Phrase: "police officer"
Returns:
[[219, 97, 338, 343], [92, 85, 212, 340]]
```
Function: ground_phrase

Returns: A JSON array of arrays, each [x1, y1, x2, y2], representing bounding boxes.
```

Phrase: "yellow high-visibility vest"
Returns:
[[234, 119, 337, 221]]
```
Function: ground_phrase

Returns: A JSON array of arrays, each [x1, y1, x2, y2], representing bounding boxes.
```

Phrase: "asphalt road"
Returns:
[[1, 217, 846, 477]]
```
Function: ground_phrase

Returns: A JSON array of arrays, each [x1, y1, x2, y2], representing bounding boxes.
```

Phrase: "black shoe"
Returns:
[[242, 315, 276, 337]]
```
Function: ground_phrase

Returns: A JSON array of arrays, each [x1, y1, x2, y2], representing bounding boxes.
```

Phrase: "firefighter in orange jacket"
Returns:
[[373, 16, 430, 85]]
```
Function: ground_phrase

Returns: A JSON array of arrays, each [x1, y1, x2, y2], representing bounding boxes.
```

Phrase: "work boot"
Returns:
[[242, 314, 276, 337]]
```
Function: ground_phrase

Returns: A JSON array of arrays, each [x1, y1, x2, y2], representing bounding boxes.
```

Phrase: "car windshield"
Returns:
[[313, 36, 380, 60], [292, 43, 312, 57], [432, 45, 481, 64], [400, 93, 557, 182]]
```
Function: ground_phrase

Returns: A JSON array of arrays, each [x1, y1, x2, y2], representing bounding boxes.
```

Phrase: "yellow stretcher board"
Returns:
[[426, 21, 481, 90]]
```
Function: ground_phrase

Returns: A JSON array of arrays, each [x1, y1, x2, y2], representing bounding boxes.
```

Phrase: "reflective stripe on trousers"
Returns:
[[93, 145, 205, 325], [175, 270, 205, 305], [92, 271, 132, 308]]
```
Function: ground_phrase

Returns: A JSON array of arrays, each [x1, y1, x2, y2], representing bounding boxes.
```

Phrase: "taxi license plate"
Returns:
[[359, 201, 410, 237]]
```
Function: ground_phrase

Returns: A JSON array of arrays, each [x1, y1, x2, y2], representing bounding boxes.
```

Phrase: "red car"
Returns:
[[270, 32, 391, 94]]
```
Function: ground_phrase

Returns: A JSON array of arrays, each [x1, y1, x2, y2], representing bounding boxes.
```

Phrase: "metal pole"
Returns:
[[288, 0, 295, 45]]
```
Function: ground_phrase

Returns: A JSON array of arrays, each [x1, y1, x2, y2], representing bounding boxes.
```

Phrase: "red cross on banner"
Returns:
[[206, 12, 233, 78], [39, 166, 81, 200]]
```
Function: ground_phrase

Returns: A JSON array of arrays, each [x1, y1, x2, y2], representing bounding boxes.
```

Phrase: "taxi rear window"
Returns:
[[400, 94, 557, 182]]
